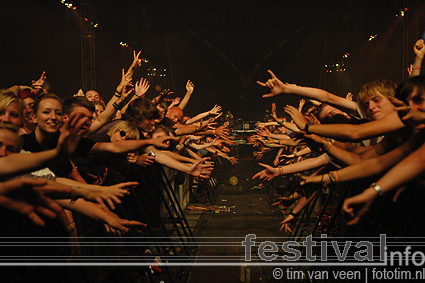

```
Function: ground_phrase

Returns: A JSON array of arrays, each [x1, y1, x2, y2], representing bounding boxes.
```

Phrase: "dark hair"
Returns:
[[321, 113, 352, 125], [122, 98, 159, 121], [62, 96, 95, 116], [395, 75, 425, 104], [33, 93, 62, 114]]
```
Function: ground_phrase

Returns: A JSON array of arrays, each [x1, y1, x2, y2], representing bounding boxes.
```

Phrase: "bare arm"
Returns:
[[178, 80, 194, 110], [305, 112, 404, 142]]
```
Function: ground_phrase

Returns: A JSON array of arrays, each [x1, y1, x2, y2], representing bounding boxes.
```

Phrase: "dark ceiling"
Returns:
[[2, 0, 425, 120]]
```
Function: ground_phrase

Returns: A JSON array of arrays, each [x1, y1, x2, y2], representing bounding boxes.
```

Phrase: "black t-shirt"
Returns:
[[22, 131, 96, 177]]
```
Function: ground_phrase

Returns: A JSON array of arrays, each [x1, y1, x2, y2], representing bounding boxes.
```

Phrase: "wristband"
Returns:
[[328, 172, 336, 184], [114, 92, 121, 98], [112, 102, 123, 111], [278, 166, 283, 175], [65, 223, 76, 233], [304, 122, 313, 133], [324, 141, 332, 152], [370, 182, 384, 196]]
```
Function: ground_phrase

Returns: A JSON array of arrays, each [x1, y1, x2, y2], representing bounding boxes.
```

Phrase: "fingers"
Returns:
[[267, 69, 277, 79]]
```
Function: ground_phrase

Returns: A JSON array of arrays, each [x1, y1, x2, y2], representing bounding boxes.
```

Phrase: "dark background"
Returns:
[[1, 0, 425, 120]]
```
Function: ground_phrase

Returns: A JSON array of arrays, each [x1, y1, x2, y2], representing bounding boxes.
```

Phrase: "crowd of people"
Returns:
[[1, 34, 425, 280], [0, 50, 238, 265], [250, 38, 425, 234]]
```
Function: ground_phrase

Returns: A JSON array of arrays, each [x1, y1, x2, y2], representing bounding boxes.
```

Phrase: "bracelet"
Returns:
[[333, 171, 340, 182], [112, 102, 123, 111], [278, 119, 285, 125], [370, 182, 384, 196], [414, 65, 421, 69], [114, 92, 121, 98], [324, 141, 332, 152], [278, 166, 283, 175], [69, 186, 80, 204], [304, 122, 313, 133], [65, 222, 76, 233], [328, 172, 336, 184]]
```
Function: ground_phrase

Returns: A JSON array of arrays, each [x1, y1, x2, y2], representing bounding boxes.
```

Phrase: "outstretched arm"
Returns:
[[257, 70, 357, 114], [302, 134, 421, 186]]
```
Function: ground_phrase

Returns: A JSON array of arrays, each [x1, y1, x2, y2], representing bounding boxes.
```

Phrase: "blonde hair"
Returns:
[[357, 80, 397, 114], [107, 121, 140, 140], [0, 90, 24, 116]]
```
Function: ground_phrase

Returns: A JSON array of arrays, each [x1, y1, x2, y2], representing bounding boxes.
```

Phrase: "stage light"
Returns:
[[401, 11, 405, 16], [73, 7, 76, 10], [94, 23, 98, 28]]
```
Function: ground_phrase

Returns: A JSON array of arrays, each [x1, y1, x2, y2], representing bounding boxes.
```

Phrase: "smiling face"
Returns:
[[35, 98, 63, 134], [0, 101, 22, 128], [22, 97, 36, 124]]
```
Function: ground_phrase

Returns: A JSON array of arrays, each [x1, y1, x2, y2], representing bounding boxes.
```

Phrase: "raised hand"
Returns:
[[186, 80, 194, 93], [285, 105, 309, 131], [214, 124, 230, 139], [135, 78, 149, 98], [188, 158, 214, 178], [209, 105, 222, 115], [168, 97, 181, 108], [57, 113, 89, 157], [132, 50, 142, 68], [227, 156, 238, 165], [414, 39, 425, 59], [252, 163, 279, 181], [32, 71, 46, 90], [257, 127, 271, 138], [256, 70, 287, 98]]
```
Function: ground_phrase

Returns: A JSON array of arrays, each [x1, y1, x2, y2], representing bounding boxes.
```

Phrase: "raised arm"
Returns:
[[410, 39, 425, 77], [257, 70, 357, 114], [178, 80, 194, 110]]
